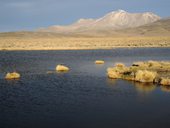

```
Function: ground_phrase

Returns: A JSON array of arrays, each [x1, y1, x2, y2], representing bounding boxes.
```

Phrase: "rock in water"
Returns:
[[5, 72, 21, 79], [56, 65, 69, 72]]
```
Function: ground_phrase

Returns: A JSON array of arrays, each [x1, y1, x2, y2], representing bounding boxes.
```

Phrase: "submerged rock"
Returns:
[[5, 72, 20, 79], [95, 60, 105, 64], [56, 65, 69, 72]]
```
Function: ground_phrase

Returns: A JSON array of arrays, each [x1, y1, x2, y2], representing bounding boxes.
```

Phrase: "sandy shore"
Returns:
[[0, 36, 170, 50]]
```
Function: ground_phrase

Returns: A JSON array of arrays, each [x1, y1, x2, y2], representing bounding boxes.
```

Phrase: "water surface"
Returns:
[[0, 48, 170, 128]]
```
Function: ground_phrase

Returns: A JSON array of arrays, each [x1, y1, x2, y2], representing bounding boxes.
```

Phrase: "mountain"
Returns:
[[1, 18, 170, 38], [117, 18, 170, 36], [1, 11, 169, 37], [38, 10, 161, 33]]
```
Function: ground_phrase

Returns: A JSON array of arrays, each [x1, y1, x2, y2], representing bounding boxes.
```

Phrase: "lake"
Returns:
[[0, 48, 170, 128]]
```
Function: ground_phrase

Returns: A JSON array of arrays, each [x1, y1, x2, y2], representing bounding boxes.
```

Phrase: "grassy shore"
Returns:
[[107, 61, 170, 86], [0, 36, 170, 50]]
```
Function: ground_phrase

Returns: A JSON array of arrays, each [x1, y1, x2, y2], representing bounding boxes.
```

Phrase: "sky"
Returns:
[[0, 0, 170, 32]]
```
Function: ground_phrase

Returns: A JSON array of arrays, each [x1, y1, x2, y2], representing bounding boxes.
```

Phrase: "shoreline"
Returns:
[[1, 46, 170, 51]]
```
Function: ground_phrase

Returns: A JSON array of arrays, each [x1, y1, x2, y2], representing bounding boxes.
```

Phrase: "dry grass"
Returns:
[[107, 60, 170, 88], [56, 65, 69, 72], [115, 63, 125, 68], [5, 72, 20, 79], [107, 60, 170, 85], [95, 60, 105, 64], [0, 36, 170, 50], [131, 61, 170, 72], [148, 60, 162, 67], [135, 70, 157, 83], [160, 78, 170, 86], [107, 63, 130, 79], [122, 74, 135, 81], [107, 68, 121, 79]]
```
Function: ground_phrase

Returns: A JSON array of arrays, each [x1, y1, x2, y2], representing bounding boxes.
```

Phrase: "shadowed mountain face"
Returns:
[[1, 11, 170, 37], [117, 18, 170, 36], [0, 19, 170, 37], [38, 10, 160, 33]]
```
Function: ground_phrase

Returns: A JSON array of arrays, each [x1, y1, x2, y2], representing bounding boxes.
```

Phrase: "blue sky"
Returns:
[[0, 0, 170, 32]]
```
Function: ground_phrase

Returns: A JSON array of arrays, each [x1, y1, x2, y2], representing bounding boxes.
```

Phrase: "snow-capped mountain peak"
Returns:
[[38, 10, 161, 33]]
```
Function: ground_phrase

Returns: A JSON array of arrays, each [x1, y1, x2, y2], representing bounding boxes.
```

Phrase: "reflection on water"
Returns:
[[5, 79, 21, 85], [106, 78, 156, 94], [106, 78, 117, 86], [133, 82, 156, 93], [161, 86, 170, 93], [1, 48, 170, 128], [56, 70, 69, 73]]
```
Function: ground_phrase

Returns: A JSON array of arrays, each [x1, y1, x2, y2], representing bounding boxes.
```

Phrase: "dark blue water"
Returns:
[[0, 48, 170, 128]]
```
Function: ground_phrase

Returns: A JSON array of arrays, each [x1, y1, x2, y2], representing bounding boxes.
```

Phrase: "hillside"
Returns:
[[0, 18, 170, 37], [117, 18, 170, 36]]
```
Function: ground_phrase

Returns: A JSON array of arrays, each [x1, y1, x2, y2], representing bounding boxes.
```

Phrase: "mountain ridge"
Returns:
[[38, 10, 161, 33], [0, 18, 170, 37]]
